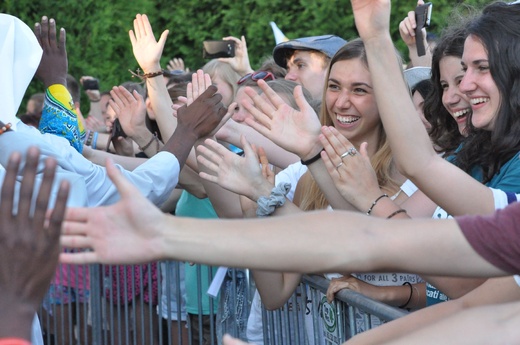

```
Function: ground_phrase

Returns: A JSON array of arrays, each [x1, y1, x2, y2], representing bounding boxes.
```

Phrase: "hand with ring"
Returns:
[[319, 126, 385, 211]]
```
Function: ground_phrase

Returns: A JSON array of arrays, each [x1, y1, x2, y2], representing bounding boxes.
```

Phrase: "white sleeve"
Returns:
[[514, 275, 520, 287], [275, 161, 308, 202], [490, 187, 520, 210], [0, 127, 179, 207]]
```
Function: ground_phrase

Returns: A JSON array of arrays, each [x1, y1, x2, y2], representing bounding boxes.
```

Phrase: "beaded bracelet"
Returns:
[[366, 194, 389, 215], [139, 132, 160, 152], [387, 209, 407, 219], [301, 149, 324, 166], [398, 282, 413, 309], [84, 130, 94, 146], [129, 68, 164, 82]]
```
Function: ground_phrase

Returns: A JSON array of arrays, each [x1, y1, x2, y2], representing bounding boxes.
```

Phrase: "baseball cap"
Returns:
[[404, 67, 431, 90], [273, 35, 347, 68]]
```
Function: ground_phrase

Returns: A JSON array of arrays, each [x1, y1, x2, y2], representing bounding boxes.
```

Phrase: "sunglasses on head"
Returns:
[[237, 71, 275, 85]]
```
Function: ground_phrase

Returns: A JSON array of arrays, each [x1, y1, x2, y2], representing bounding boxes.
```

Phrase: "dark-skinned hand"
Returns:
[[0, 147, 69, 340], [34, 16, 67, 88]]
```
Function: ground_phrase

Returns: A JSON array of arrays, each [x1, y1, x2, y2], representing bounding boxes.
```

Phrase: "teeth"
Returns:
[[470, 97, 489, 105], [336, 115, 359, 124], [453, 108, 470, 118]]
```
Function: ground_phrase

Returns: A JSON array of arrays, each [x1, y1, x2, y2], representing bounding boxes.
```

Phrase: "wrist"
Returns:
[[44, 77, 67, 89], [300, 144, 324, 164], [0, 302, 34, 340]]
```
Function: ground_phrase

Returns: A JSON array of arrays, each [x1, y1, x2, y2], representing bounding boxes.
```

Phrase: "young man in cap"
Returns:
[[272, 35, 347, 100]]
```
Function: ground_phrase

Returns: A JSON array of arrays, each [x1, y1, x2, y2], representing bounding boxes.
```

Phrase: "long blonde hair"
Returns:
[[297, 39, 400, 211]]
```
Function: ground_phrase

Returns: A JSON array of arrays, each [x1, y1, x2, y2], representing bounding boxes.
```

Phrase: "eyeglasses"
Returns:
[[237, 71, 275, 85]]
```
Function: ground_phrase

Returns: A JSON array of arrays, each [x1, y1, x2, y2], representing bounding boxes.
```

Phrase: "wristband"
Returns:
[[301, 149, 324, 166], [92, 132, 99, 150], [399, 282, 414, 309], [256, 183, 291, 217], [0, 339, 31, 345], [366, 194, 389, 215], [387, 209, 407, 219]]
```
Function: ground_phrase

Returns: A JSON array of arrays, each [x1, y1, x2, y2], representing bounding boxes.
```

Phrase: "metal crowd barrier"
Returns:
[[38, 262, 408, 345]]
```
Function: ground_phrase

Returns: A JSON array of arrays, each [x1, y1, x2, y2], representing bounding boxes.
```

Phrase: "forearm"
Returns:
[[146, 76, 177, 140], [159, 212, 504, 277], [363, 36, 436, 178], [307, 159, 358, 211], [422, 276, 487, 299], [252, 271, 302, 310], [385, 301, 520, 345], [83, 146, 147, 170], [177, 166, 207, 199], [348, 290, 461, 345]]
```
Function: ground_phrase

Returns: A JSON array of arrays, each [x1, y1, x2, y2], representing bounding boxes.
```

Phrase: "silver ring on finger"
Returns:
[[336, 161, 343, 169]]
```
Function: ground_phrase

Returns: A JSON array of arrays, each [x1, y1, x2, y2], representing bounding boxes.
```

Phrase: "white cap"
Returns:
[[404, 66, 431, 90]]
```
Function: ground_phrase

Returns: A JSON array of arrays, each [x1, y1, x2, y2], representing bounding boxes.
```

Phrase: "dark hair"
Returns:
[[456, 1, 520, 183], [423, 26, 467, 157], [412, 79, 434, 100]]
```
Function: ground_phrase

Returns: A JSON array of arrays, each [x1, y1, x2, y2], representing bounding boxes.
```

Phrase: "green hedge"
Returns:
[[1, 0, 491, 115]]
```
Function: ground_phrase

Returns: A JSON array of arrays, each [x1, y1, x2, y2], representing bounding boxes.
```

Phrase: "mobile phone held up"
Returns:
[[83, 78, 99, 90], [415, 2, 433, 57], [202, 40, 236, 59]]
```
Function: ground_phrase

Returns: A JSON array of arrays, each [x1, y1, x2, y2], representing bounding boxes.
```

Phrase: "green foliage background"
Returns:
[[1, 0, 492, 115]]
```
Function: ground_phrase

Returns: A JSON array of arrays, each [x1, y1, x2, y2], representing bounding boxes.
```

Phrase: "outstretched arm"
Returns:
[[60, 160, 508, 278]]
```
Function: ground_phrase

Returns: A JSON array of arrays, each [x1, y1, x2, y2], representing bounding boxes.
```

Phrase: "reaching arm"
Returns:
[[351, 0, 496, 216], [61, 160, 511, 278]]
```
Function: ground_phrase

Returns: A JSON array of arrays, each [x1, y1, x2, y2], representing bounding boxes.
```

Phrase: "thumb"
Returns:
[[360, 142, 370, 159], [294, 85, 313, 113], [157, 30, 169, 50], [105, 159, 141, 200]]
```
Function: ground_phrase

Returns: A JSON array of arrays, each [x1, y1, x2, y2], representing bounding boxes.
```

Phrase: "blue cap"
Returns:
[[273, 35, 347, 68]]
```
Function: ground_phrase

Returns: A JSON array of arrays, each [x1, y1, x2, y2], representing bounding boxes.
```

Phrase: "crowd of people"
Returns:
[[3, 0, 520, 344]]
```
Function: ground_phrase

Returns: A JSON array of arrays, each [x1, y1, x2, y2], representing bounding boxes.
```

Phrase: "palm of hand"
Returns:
[[268, 105, 321, 157], [88, 195, 163, 264]]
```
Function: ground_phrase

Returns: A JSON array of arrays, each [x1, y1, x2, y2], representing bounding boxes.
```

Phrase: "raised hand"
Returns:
[[320, 126, 383, 211], [175, 85, 227, 140], [243, 79, 322, 161], [129, 13, 169, 73], [167, 57, 190, 73], [108, 86, 147, 139], [0, 147, 69, 339], [197, 136, 273, 201], [34, 16, 67, 88], [186, 70, 213, 106], [218, 35, 254, 76], [350, 0, 391, 43], [61, 159, 166, 265]]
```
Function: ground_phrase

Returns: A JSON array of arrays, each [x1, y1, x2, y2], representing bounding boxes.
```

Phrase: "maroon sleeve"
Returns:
[[455, 202, 520, 274]]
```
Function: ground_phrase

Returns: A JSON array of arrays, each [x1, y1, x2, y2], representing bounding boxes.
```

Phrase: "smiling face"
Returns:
[[459, 35, 501, 131], [325, 58, 381, 148], [285, 50, 328, 100], [439, 56, 471, 135]]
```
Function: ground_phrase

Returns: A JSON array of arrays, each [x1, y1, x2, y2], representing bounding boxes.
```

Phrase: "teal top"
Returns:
[[175, 191, 219, 314]]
